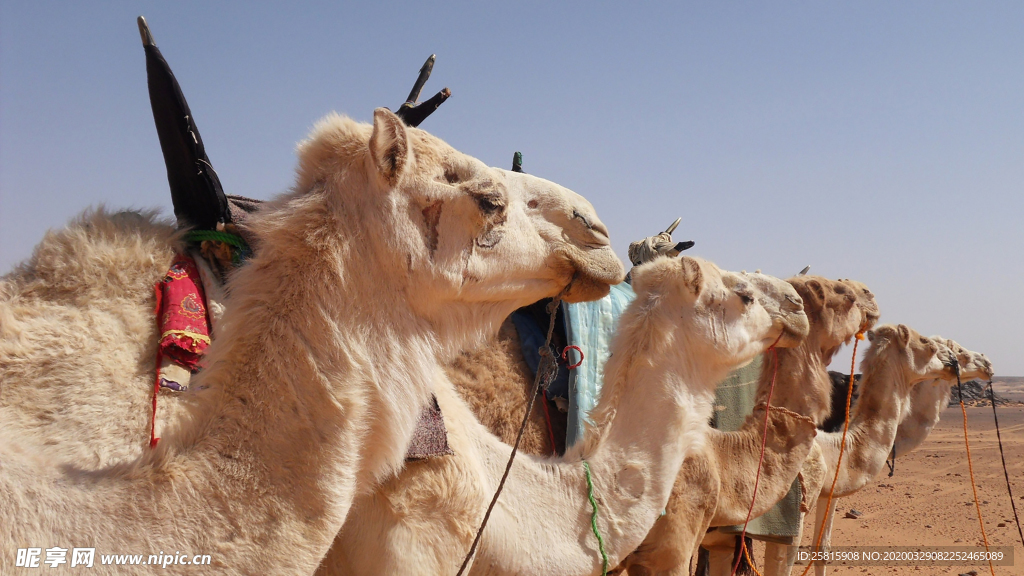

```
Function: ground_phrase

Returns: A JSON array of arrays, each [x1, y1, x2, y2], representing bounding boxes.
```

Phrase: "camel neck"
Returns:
[[893, 377, 954, 456], [831, 347, 912, 481], [758, 338, 833, 424], [568, 333, 735, 566], [471, 315, 736, 575], [124, 233, 443, 572]]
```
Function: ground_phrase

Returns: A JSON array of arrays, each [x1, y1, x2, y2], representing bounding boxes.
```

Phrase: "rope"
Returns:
[[583, 460, 609, 576], [799, 331, 864, 576], [987, 380, 1024, 547], [454, 279, 574, 576], [954, 361, 995, 576], [740, 539, 764, 576], [730, 337, 782, 576]]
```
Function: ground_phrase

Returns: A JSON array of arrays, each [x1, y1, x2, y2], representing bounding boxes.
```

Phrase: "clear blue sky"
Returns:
[[2, 2, 1021, 374]]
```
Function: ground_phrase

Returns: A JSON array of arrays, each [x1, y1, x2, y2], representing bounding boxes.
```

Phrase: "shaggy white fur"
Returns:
[[0, 108, 624, 574], [319, 256, 810, 576]]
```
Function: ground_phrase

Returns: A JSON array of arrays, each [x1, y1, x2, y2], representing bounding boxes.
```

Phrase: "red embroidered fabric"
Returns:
[[157, 254, 210, 371]]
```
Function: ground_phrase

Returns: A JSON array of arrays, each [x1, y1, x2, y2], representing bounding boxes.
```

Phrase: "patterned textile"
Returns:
[[156, 255, 211, 388], [405, 396, 453, 460]]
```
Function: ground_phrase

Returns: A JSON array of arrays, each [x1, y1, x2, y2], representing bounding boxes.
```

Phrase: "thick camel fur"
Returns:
[[0, 109, 625, 575], [0, 209, 184, 467], [319, 256, 810, 576], [614, 276, 879, 576], [443, 317, 559, 455]]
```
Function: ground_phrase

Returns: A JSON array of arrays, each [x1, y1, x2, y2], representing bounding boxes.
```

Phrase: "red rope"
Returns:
[[150, 281, 162, 449], [730, 334, 783, 576]]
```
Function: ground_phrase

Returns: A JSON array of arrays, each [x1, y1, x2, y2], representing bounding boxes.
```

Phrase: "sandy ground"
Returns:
[[744, 405, 1023, 575]]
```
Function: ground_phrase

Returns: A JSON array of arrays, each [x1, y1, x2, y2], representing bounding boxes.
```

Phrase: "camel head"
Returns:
[[291, 110, 624, 325], [630, 256, 809, 375], [786, 276, 880, 359], [739, 271, 810, 348], [864, 324, 953, 388], [931, 337, 994, 381], [839, 278, 881, 329]]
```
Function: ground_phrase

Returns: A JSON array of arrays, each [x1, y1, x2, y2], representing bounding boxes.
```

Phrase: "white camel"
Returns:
[[318, 255, 810, 576], [0, 109, 625, 574], [614, 276, 880, 576], [892, 338, 993, 458]]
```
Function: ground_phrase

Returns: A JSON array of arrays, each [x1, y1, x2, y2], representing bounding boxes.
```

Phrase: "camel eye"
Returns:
[[474, 193, 504, 215], [736, 290, 754, 305], [443, 168, 460, 184], [572, 209, 593, 230]]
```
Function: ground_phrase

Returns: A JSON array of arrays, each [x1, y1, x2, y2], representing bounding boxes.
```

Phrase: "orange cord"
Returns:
[[729, 335, 782, 576], [798, 331, 863, 576], [959, 393, 996, 576], [740, 538, 765, 576]]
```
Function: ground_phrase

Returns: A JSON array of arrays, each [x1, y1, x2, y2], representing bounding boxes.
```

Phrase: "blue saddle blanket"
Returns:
[[562, 282, 636, 447]]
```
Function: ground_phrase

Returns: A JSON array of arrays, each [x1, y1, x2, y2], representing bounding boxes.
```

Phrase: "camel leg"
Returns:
[[763, 542, 792, 576], [762, 509, 804, 576], [811, 497, 837, 576], [701, 531, 738, 576]]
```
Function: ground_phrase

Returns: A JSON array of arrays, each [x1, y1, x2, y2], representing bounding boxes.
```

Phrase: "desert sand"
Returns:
[[743, 404, 1023, 575]]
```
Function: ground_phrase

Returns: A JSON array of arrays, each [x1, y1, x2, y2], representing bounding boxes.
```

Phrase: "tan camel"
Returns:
[[319, 256, 810, 576], [771, 326, 956, 576], [0, 109, 625, 574], [774, 338, 992, 576], [612, 277, 880, 576], [892, 338, 993, 458]]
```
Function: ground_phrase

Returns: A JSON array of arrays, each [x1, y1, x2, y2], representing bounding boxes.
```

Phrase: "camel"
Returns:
[[892, 338, 993, 458], [611, 276, 880, 576], [0, 109, 626, 574], [764, 326, 957, 576], [318, 256, 810, 576]]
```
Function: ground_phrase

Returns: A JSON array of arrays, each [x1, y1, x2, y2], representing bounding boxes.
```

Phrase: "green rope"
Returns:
[[583, 460, 609, 576], [184, 229, 247, 249]]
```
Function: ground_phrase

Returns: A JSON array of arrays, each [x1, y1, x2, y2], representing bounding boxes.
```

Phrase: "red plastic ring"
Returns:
[[562, 345, 584, 369]]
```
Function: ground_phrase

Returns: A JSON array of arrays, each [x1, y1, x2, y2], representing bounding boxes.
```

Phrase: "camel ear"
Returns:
[[680, 256, 704, 298], [369, 107, 411, 185], [896, 324, 911, 345]]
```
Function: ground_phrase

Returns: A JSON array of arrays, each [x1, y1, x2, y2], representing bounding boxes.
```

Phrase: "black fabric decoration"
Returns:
[[139, 16, 230, 230]]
